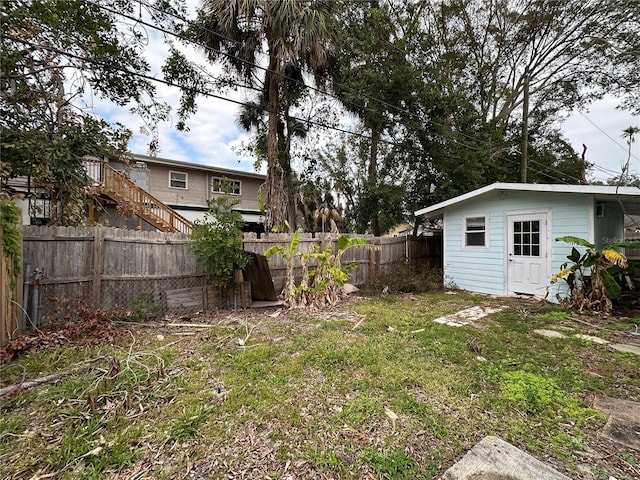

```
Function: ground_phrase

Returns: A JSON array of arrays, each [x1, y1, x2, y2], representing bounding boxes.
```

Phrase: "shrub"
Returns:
[[189, 193, 250, 290], [1, 199, 22, 275], [551, 236, 640, 313]]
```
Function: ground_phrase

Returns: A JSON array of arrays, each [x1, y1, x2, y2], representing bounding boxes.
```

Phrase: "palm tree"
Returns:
[[193, 0, 335, 231], [622, 126, 640, 186]]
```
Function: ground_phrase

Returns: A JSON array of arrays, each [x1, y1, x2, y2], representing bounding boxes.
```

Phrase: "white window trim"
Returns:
[[169, 171, 188, 190], [462, 213, 489, 249], [211, 177, 242, 195]]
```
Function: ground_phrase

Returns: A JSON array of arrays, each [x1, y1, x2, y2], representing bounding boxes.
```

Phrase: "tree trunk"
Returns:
[[264, 59, 287, 232], [280, 118, 297, 232], [369, 127, 381, 237]]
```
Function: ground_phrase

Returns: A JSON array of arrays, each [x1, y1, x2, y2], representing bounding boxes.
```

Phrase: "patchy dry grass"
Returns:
[[1, 292, 639, 479]]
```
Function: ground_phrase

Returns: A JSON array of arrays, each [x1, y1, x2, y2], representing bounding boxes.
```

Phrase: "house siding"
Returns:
[[443, 191, 508, 295], [443, 190, 599, 297], [148, 164, 209, 206]]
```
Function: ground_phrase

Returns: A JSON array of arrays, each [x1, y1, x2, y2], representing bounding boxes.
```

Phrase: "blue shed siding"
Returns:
[[443, 191, 597, 298]]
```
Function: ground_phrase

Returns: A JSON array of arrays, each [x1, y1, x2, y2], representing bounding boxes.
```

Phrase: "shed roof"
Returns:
[[415, 183, 640, 219]]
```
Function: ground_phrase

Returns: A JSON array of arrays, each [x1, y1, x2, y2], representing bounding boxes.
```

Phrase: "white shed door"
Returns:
[[507, 213, 549, 295]]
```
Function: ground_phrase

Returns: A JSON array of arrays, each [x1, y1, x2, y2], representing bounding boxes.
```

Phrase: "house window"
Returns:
[[464, 216, 486, 247], [513, 220, 540, 256], [169, 171, 188, 189], [211, 177, 241, 195]]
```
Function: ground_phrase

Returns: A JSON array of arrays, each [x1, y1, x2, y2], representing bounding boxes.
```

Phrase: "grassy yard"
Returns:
[[1, 292, 639, 479]]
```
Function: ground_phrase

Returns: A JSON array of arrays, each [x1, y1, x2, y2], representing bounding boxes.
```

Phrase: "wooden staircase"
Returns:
[[84, 159, 193, 235]]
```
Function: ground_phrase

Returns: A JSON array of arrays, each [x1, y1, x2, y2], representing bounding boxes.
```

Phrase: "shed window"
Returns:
[[465, 216, 486, 247], [211, 177, 241, 195], [169, 171, 188, 189]]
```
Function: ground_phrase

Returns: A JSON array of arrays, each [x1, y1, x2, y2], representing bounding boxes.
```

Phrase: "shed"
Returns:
[[415, 183, 640, 298]]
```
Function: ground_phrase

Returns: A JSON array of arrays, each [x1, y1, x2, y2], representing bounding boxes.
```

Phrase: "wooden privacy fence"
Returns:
[[242, 233, 442, 292], [21, 226, 212, 327], [18, 227, 442, 329]]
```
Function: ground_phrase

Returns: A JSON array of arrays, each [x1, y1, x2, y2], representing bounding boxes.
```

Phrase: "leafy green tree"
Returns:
[[330, 2, 419, 235], [170, 0, 337, 232], [1, 0, 169, 224], [413, 0, 638, 186], [189, 191, 250, 290]]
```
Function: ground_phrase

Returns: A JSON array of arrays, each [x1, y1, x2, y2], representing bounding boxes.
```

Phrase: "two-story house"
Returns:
[[6, 154, 265, 233], [94, 154, 265, 232]]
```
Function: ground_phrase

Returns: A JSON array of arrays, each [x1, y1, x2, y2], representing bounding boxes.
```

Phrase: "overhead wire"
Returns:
[[6, 31, 565, 189], [8, 0, 609, 188], [576, 110, 640, 162], [130, 0, 511, 157]]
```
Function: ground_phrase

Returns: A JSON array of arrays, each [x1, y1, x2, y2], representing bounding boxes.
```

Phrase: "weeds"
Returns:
[[1, 293, 637, 479], [168, 406, 212, 441]]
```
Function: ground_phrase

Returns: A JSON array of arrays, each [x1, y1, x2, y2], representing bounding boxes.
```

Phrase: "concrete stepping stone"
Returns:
[[593, 396, 640, 452], [594, 395, 640, 423], [600, 416, 640, 451], [609, 343, 640, 356], [573, 334, 609, 344], [433, 306, 507, 327], [443, 435, 571, 480], [533, 329, 568, 339]]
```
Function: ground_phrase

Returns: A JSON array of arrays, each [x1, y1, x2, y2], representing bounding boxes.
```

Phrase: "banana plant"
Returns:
[[265, 233, 373, 308], [551, 236, 640, 312]]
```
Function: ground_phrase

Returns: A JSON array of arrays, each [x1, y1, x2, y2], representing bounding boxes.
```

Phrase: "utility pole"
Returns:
[[520, 68, 529, 183]]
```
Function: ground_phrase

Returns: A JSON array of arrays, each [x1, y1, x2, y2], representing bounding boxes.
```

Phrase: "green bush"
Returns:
[[1, 199, 22, 275], [189, 192, 250, 290]]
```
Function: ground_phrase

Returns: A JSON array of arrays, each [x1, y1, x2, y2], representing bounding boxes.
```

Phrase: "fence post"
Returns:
[[92, 228, 103, 306]]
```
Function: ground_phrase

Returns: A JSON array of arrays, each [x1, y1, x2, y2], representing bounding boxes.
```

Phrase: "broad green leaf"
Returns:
[[568, 247, 581, 263], [600, 269, 621, 298], [608, 241, 640, 250], [264, 245, 285, 258], [287, 230, 300, 256], [557, 236, 595, 249], [337, 234, 367, 251]]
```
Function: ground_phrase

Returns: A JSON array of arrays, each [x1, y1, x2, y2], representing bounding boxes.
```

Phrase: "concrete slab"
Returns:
[[442, 436, 571, 480], [533, 329, 568, 339], [594, 395, 640, 423], [600, 416, 640, 451], [609, 343, 640, 355], [433, 306, 507, 327], [573, 334, 609, 345]]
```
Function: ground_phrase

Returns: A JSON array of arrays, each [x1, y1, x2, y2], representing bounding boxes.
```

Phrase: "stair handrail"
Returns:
[[84, 159, 193, 235]]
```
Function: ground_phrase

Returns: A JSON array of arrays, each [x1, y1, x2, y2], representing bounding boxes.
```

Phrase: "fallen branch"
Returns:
[[166, 323, 216, 328], [0, 356, 107, 398]]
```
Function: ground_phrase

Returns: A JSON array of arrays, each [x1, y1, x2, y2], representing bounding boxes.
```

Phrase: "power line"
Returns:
[[130, 0, 589, 185], [130, 0, 498, 155], [576, 110, 640, 162], [4, 2, 587, 188], [6, 32, 578, 191]]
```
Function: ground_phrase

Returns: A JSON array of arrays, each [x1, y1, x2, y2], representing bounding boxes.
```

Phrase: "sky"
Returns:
[[84, 3, 639, 186]]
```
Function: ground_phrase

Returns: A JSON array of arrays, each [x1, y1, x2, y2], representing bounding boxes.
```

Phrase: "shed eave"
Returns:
[[415, 182, 640, 218]]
